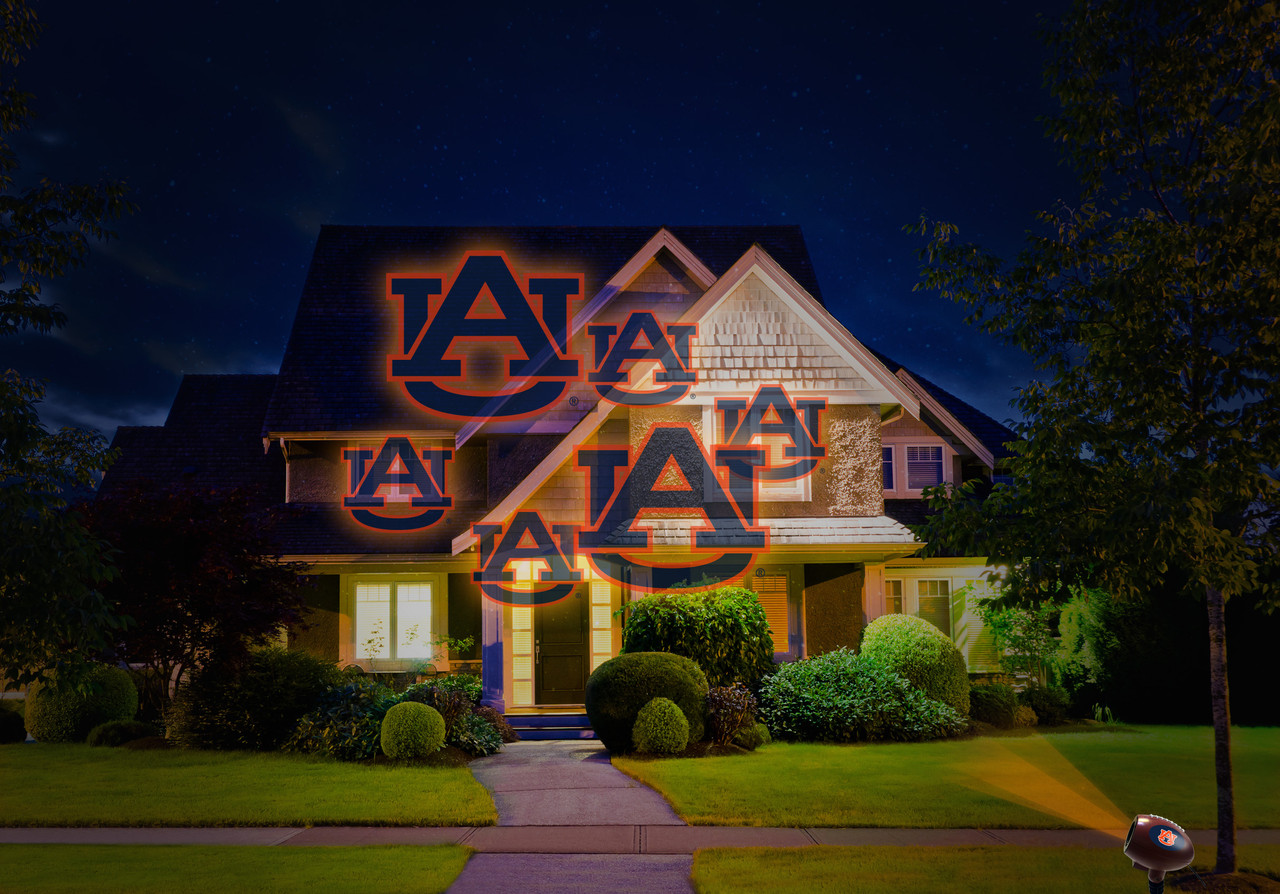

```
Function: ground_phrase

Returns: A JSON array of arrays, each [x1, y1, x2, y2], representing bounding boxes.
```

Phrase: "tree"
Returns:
[[79, 484, 309, 716], [0, 1, 133, 689], [908, 0, 1278, 876]]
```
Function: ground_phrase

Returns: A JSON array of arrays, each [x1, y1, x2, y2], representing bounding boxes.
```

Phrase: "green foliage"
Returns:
[[434, 674, 482, 705], [24, 665, 137, 742], [971, 589, 1059, 686], [472, 704, 519, 743], [968, 683, 1018, 728], [0, 1, 133, 691], [584, 652, 709, 754], [380, 702, 445, 760], [1013, 706, 1039, 728], [87, 719, 159, 747], [448, 711, 502, 757], [632, 697, 690, 755], [706, 684, 757, 747], [284, 678, 395, 762], [80, 485, 310, 713], [757, 648, 965, 743], [732, 721, 771, 751], [0, 708, 25, 743], [166, 648, 343, 751], [859, 614, 970, 715], [620, 586, 775, 689], [1018, 684, 1070, 726], [399, 683, 471, 737]]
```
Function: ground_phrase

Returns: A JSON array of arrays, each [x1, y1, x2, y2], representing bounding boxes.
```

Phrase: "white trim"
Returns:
[[894, 369, 996, 470]]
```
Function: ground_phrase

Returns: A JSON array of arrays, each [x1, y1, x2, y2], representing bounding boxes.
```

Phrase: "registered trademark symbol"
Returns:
[[569, 396, 579, 407]]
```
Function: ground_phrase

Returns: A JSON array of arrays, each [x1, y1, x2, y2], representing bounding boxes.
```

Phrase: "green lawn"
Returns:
[[1, 845, 471, 893], [615, 726, 1280, 828], [691, 845, 1280, 894], [0, 745, 497, 827]]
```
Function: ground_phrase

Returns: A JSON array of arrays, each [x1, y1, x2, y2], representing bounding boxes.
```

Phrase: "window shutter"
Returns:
[[917, 596, 952, 637], [754, 574, 789, 652]]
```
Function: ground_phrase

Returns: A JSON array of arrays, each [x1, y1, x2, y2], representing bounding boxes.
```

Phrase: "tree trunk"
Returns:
[[1206, 582, 1236, 874]]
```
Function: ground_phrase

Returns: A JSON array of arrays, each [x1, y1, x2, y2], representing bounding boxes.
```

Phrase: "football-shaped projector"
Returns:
[[1124, 814, 1194, 889]]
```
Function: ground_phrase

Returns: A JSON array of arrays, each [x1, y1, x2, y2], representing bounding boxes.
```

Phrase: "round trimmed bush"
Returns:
[[757, 648, 965, 743], [1014, 705, 1039, 727], [732, 721, 771, 751], [585, 652, 708, 754], [0, 710, 26, 744], [25, 666, 138, 743], [380, 701, 445, 759], [859, 614, 970, 715], [87, 720, 160, 747], [969, 683, 1018, 728], [632, 697, 690, 754]]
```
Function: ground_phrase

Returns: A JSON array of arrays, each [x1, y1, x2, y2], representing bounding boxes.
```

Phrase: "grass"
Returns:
[[0, 744, 497, 827], [1, 845, 471, 893], [615, 725, 1280, 828], [691, 845, 1280, 894]]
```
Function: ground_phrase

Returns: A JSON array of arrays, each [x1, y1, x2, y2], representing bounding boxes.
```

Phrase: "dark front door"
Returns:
[[534, 586, 588, 704]]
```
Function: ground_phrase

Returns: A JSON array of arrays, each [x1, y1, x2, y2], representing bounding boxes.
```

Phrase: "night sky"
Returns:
[[8, 1, 1077, 440]]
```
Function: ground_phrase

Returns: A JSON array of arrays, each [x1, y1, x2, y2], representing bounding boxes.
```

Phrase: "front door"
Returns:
[[534, 586, 588, 704]]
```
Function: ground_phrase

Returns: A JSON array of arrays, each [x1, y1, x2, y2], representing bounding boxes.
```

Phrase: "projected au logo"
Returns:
[[343, 437, 452, 531], [587, 312, 697, 405], [718, 385, 827, 481], [387, 252, 583, 419], [470, 512, 582, 606]]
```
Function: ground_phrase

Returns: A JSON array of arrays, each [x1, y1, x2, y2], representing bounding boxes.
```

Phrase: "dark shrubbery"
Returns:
[[757, 648, 965, 743], [0, 710, 25, 744], [400, 683, 472, 737], [434, 674, 482, 704], [859, 614, 970, 715], [25, 665, 138, 743], [1018, 684, 1069, 726], [585, 652, 708, 753], [632, 697, 690, 754], [621, 587, 774, 689], [285, 678, 395, 761], [87, 720, 160, 747], [732, 721, 771, 751], [472, 704, 519, 743], [167, 648, 343, 751], [969, 683, 1018, 728], [380, 702, 445, 759], [706, 684, 757, 747], [449, 712, 502, 757]]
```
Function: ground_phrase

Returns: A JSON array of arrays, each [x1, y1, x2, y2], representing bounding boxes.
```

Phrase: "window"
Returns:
[[916, 579, 952, 637], [885, 578, 903, 614], [754, 573, 790, 652], [356, 580, 433, 659], [906, 445, 944, 489], [882, 446, 894, 490]]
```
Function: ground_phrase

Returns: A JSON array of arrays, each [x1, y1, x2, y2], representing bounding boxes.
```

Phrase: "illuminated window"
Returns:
[[906, 445, 944, 489], [885, 579, 903, 614], [355, 580, 432, 659]]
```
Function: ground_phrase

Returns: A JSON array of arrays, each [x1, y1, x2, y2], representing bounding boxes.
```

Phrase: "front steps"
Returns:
[[505, 711, 596, 740]]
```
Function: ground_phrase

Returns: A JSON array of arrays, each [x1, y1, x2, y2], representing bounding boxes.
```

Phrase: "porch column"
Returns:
[[481, 595, 505, 711]]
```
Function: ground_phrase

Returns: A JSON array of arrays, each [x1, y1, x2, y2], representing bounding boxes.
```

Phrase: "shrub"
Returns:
[[380, 702, 445, 759], [399, 683, 471, 737], [1018, 684, 1069, 726], [0, 710, 25, 744], [632, 697, 690, 754], [472, 704, 519, 743], [620, 587, 774, 689], [435, 674, 482, 704], [87, 720, 160, 747], [757, 648, 965, 743], [1014, 705, 1039, 727], [859, 614, 970, 715], [706, 684, 757, 746], [449, 711, 502, 757], [285, 678, 395, 761], [585, 652, 708, 753], [25, 666, 138, 743], [732, 721, 771, 751], [969, 683, 1018, 728], [168, 648, 343, 751]]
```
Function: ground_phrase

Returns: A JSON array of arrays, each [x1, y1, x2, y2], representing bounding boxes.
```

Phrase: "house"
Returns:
[[101, 225, 1016, 712]]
